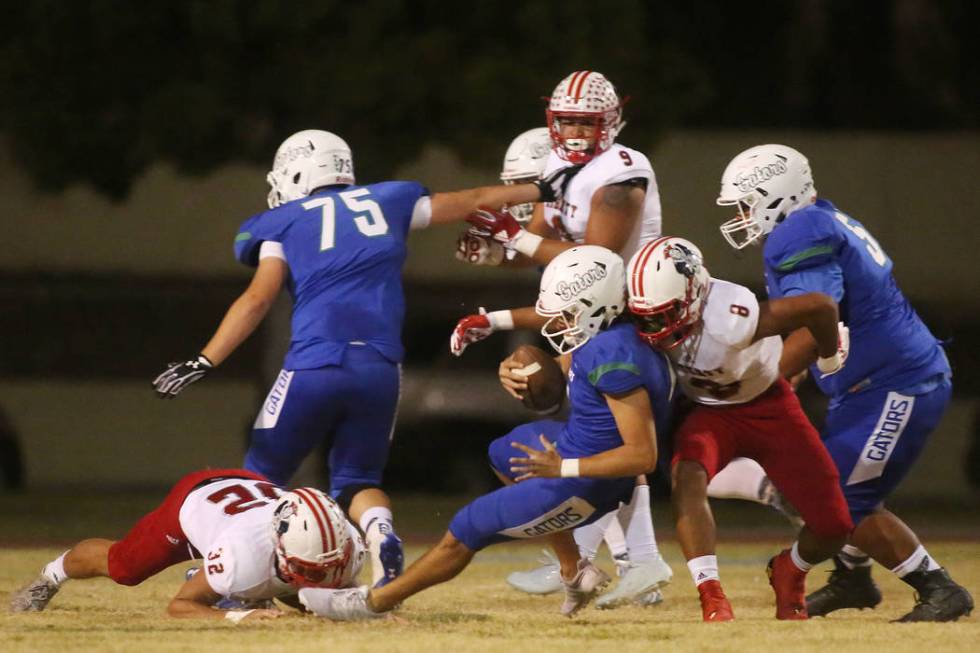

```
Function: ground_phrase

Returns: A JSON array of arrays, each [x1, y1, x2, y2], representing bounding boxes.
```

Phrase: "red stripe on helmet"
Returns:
[[570, 71, 591, 100], [293, 488, 335, 557], [632, 236, 671, 298]]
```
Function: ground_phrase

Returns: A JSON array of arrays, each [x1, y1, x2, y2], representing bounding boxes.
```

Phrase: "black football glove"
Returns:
[[152, 354, 213, 398], [534, 163, 585, 203]]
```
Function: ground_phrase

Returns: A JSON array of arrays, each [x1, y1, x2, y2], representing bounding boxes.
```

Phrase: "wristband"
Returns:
[[486, 310, 515, 331], [560, 458, 580, 478], [512, 231, 544, 258], [197, 354, 214, 368], [816, 352, 842, 374], [224, 609, 255, 624]]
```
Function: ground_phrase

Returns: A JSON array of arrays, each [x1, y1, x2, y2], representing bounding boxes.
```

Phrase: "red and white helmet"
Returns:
[[546, 71, 625, 164], [267, 130, 355, 209], [500, 127, 552, 223], [272, 488, 353, 588], [627, 237, 710, 350], [536, 245, 626, 354], [717, 144, 817, 249]]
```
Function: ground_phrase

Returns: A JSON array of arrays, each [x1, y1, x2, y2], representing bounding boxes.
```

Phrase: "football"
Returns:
[[510, 344, 565, 414]]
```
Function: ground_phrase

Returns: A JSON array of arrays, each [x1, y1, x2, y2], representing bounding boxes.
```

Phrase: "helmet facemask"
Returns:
[[717, 196, 766, 250], [501, 175, 539, 224]]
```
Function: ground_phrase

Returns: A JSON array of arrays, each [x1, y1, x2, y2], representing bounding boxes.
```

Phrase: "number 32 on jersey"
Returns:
[[304, 188, 389, 251]]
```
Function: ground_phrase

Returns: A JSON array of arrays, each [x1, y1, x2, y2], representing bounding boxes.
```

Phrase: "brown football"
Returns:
[[510, 344, 565, 414]]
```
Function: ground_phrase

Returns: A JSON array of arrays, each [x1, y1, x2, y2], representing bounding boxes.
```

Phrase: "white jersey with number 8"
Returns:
[[667, 279, 782, 406]]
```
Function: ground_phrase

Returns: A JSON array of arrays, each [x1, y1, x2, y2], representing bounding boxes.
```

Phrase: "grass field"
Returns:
[[1, 493, 977, 652]]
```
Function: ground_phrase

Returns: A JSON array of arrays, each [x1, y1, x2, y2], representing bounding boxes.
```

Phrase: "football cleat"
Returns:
[[9, 575, 59, 613], [298, 585, 384, 621], [698, 580, 734, 622], [767, 549, 808, 620], [595, 553, 672, 609], [806, 555, 882, 617], [635, 589, 664, 607], [560, 560, 611, 617], [506, 549, 562, 595], [373, 532, 404, 589], [894, 568, 974, 622]]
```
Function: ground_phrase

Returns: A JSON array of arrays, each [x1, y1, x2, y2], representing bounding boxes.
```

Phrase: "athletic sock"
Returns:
[[789, 541, 814, 572], [705, 457, 768, 502], [623, 484, 659, 563], [574, 511, 615, 561], [602, 513, 628, 560], [839, 544, 872, 569], [688, 555, 720, 586], [891, 545, 941, 578], [42, 551, 70, 586], [359, 506, 395, 586]]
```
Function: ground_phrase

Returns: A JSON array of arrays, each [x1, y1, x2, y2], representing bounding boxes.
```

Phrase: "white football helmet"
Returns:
[[272, 488, 353, 588], [536, 245, 626, 354], [627, 237, 710, 350], [546, 71, 625, 164], [267, 130, 355, 209], [500, 127, 552, 223], [716, 144, 817, 249]]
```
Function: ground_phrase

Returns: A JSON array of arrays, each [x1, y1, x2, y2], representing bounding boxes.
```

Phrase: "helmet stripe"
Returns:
[[632, 236, 670, 298], [570, 71, 591, 100], [293, 488, 335, 556]]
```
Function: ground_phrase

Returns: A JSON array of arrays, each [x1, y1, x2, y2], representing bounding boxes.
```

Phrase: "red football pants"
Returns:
[[672, 378, 853, 540], [106, 468, 269, 586]]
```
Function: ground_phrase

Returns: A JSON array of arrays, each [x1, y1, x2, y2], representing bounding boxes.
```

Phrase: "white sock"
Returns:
[[839, 544, 872, 568], [706, 457, 768, 502], [42, 551, 70, 586], [891, 545, 941, 578], [688, 555, 720, 586], [623, 484, 659, 563], [790, 541, 813, 572], [602, 514, 628, 560], [574, 512, 615, 561], [359, 506, 395, 586]]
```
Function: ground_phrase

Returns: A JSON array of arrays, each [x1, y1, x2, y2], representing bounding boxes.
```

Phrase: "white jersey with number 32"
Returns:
[[542, 144, 662, 261], [668, 279, 782, 406], [178, 477, 364, 601]]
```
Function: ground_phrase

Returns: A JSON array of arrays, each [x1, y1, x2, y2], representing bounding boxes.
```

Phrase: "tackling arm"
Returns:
[[753, 292, 839, 357]]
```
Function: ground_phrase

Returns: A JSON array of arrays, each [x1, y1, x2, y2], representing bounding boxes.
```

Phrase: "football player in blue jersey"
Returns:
[[151, 129, 581, 591], [294, 245, 677, 620], [716, 144, 973, 622]]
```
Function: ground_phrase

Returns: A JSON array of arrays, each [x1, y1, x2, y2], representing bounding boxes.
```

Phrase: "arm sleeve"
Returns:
[[259, 240, 286, 261], [409, 196, 432, 230]]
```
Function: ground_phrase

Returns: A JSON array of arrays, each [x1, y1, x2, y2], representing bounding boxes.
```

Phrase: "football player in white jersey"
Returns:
[[626, 237, 854, 621], [10, 469, 365, 620]]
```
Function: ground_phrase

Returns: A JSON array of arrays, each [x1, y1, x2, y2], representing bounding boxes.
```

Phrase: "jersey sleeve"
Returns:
[[202, 540, 236, 597], [772, 263, 845, 302], [234, 210, 284, 267], [369, 181, 430, 237], [763, 210, 842, 274], [594, 146, 654, 188], [578, 331, 645, 396], [703, 280, 761, 350]]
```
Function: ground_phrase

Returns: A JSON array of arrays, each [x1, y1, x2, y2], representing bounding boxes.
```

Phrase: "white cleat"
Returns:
[[298, 585, 385, 621], [506, 549, 562, 595], [9, 574, 59, 613], [635, 589, 664, 607], [560, 560, 611, 617], [595, 553, 672, 609]]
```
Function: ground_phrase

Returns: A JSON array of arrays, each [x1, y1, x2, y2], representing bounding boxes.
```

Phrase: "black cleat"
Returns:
[[894, 567, 974, 623], [806, 555, 882, 617]]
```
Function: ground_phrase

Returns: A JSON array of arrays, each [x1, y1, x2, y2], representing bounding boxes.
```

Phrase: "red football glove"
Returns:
[[466, 209, 543, 257], [450, 308, 495, 356]]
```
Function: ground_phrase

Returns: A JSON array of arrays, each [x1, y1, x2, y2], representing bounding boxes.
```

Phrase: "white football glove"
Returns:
[[455, 228, 505, 266], [817, 322, 850, 377]]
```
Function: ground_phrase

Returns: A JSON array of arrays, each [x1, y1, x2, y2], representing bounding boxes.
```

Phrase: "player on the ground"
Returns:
[[626, 236, 854, 621], [296, 246, 677, 620], [150, 129, 580, 590], [9, 469, 364, 620], [716, 144, 974, 622]]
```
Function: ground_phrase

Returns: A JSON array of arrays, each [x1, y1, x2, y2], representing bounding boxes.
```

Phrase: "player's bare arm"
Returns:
[[166, 569, 279, 621], [509, 387, 657, 480], [430, 184, 540, 225], [755, 292, 849, 376], [201, 256, 289, 366]]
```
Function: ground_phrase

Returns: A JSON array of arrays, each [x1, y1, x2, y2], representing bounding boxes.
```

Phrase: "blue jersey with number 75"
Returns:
[[234, 181, 429, 369], [763, 198, 949, 398]]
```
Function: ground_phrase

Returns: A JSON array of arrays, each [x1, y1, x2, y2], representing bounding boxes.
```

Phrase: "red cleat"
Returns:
[[767, 549, 808, 620], [698, 580, 735, 622]]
